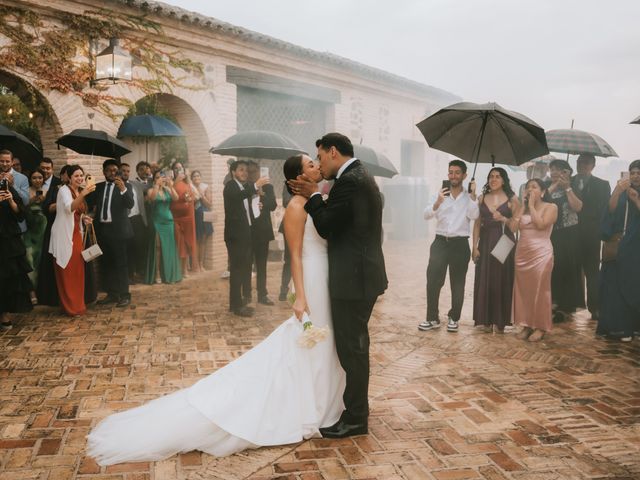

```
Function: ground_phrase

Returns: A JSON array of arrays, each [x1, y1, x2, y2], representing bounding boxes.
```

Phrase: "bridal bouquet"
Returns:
[[288, 295, 329, 349]]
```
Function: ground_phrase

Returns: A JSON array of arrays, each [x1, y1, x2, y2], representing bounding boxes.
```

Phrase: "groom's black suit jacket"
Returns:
[[305, 160, 388, 300]]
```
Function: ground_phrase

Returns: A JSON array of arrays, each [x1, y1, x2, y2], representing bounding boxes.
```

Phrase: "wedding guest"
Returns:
[[36, 164, 67, 306], [145, 170, 181, 284], [0, 184, 33, 329], [224, 160, 269, 316], [89, 159, 134, 308], [170, 161, 198, 277], [49, 165, 95, 316], [12, 156, 21, 173], [472, 167, 519, 333], [24, 169, 48, 304], [597, 160, 640, 342], [191, 170, 213, 271], [40, 157, 59, 194], [247, 161, 276, 305], [0, 150, 29, 232], [135, 161, 152, 186], [547, 159, 583, 322], [511, 179, 558, 342], [572, 154, 611, 320], [419, 160, 478, 332], [121, 163, 148, 283]]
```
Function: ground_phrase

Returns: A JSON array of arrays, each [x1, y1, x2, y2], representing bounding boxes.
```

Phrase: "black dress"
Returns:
[[0, 188, 33, 315]]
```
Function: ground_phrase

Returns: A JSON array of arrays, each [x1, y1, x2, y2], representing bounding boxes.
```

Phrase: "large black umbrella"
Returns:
[[210, 130, 306, 160], [416, 102, 549, 181], [117, 114, 184, 162], [353, 144, 398, 178], [630, 115, 640, 125], [56, 129, 131, 158], [0, 124, 42, 171]]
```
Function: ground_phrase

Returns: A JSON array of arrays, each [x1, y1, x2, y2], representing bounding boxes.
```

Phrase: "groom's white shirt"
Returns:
[[311, 157, 359, 199]]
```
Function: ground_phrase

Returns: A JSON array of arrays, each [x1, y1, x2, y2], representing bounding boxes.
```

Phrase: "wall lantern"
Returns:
[[92, 38, 132, 85]]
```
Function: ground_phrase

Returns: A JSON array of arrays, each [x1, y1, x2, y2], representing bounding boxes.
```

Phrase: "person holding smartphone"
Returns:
[[547, 159, 583, 323], [419, 159, 478, 333], [24, 169, 49, 304]]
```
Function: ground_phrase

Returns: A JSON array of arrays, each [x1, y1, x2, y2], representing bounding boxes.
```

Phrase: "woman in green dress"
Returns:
[[24, 169, 48, 304], [145, 170, 182, 284]]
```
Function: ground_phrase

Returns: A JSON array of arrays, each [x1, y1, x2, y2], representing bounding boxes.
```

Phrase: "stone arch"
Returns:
[[117, 91, 219, 269], [0, 69, 70, 169]]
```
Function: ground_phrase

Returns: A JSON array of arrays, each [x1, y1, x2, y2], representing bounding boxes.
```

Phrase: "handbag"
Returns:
[[81, 222, 103, 262], [202, 210, 215, 223], [490, 223, 516, 264], [601, 202, 628, 263]]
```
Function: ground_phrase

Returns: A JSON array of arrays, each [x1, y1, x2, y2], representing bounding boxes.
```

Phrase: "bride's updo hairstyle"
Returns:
[[284, 154, 304, 195]]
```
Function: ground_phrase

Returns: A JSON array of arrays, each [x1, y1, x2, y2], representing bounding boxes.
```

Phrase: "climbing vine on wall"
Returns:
[[0, 5, 205, 119]]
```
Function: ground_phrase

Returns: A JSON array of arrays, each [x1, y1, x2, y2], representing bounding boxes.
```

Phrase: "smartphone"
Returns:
[[36, 189, 43, 196], [441, 180, 451, 196], [0, 178, 8, 192], [260, 166, 269, 178], [621, 171, 630, 180], [85, 174, 95, 188]]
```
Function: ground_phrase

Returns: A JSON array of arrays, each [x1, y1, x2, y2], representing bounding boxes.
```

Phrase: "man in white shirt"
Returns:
[[420, 160, 479, 333]]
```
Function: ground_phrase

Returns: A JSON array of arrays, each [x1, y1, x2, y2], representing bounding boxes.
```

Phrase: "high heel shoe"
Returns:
[[528, 329, 545, 342]]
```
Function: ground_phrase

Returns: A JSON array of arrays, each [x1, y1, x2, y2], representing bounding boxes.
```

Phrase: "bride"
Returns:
[[87, 155, 346, 465]]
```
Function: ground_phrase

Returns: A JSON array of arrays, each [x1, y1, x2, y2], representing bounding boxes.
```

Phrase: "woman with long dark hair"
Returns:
[[511, 179, 558, 341], [472, 167, 519, 333], [597, 160, 640, 341]]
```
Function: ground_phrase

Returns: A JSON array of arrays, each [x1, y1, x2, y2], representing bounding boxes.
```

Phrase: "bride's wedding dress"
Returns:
[[87, 216, 346, 465]]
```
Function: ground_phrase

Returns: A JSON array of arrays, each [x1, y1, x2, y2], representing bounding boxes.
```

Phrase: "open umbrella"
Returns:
[[630, 115, 640, 125], [353, 144, 398, 178], [416, 102, 549, 182], [210, 130, 306, 160], [545, 129, 617, 157], [117, 114, 184, 162], [56, 129, 131, 159], [0, 124, 42, 171]]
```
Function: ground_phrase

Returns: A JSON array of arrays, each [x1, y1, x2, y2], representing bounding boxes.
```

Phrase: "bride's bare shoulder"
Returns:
[[286, 195, 308, 212]]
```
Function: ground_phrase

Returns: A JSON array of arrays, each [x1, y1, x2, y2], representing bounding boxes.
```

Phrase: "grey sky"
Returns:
[[163, 0, 640, 162]]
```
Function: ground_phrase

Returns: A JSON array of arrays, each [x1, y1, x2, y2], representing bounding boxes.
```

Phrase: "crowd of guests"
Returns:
[[421, 156, 640, 343], [0, 149, 214, 327]]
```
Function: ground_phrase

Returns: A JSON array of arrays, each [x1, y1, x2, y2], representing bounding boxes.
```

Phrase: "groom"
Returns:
[[289, 132, 388, 438]]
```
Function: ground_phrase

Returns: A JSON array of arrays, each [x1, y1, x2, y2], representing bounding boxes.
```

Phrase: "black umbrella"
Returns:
[[353, 144, 398, 178], [630, 115, 640, 125], [210, 130, 306, 160], [56, 129, 131, 158], [117, 114, 184, 162], [416, 102, 549, 182], [0, 124, 42, 171]]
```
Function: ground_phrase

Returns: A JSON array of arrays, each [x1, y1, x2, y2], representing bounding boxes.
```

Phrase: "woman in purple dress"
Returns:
[[472, 167, 519, 333]]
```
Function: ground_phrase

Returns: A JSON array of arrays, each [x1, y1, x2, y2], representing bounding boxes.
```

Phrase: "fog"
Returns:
[[164, 0, 640, 164]]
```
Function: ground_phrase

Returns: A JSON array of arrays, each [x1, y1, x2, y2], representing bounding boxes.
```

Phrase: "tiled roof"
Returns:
[[110, 0, 459, 102]]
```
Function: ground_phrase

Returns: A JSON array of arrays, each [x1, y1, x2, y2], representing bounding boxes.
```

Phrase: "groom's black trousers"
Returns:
[[331, 296, 377, 423]]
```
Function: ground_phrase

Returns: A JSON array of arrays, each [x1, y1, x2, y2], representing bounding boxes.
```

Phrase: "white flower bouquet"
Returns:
[[288, 294, 329, 349]]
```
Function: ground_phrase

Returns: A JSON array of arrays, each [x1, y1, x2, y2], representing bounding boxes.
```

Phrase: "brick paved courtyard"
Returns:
[[1, 239, 638, 480]]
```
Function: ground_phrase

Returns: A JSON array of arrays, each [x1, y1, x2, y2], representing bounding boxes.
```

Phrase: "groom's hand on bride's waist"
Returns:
[[287, 175, 318, 199]]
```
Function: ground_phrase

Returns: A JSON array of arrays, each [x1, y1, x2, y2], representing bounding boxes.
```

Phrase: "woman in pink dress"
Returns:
[[511, 179, 558, 342]]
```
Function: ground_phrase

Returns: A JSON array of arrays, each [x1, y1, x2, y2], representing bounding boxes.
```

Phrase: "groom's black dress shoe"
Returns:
[[319, 419, 368, 439]]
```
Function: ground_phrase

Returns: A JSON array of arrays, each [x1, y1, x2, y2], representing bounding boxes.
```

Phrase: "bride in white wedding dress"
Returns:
[[87, 155, 346, 465]]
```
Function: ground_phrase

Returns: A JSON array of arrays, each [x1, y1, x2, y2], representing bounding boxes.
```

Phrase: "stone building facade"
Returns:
[[1, 0, 459, 270]]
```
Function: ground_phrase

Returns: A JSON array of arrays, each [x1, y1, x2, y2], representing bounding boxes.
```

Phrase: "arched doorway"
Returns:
[[0, 69, 69, 171], [118, 92, 215, 269]]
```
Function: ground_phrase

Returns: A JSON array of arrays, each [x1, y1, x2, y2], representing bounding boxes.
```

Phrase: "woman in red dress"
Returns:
[[49, 165, 96, 316], [170, 162, 198, 277]]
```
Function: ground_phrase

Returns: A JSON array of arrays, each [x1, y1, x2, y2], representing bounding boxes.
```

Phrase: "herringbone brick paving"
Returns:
[[0, 239, 638, 479]]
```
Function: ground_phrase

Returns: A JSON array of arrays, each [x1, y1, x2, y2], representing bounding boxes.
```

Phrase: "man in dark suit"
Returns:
[[223, 160, 269, 317], [290, 132, 388, 438], [88, 159, 135, 308], [572, 154, 611, 320], [120, 163, 148, 284], [247, 161, 277, 305]]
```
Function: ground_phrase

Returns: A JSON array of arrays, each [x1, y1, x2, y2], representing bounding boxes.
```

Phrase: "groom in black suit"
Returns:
[[88, 159, 135, 308], [290, 132, 387, 438]]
